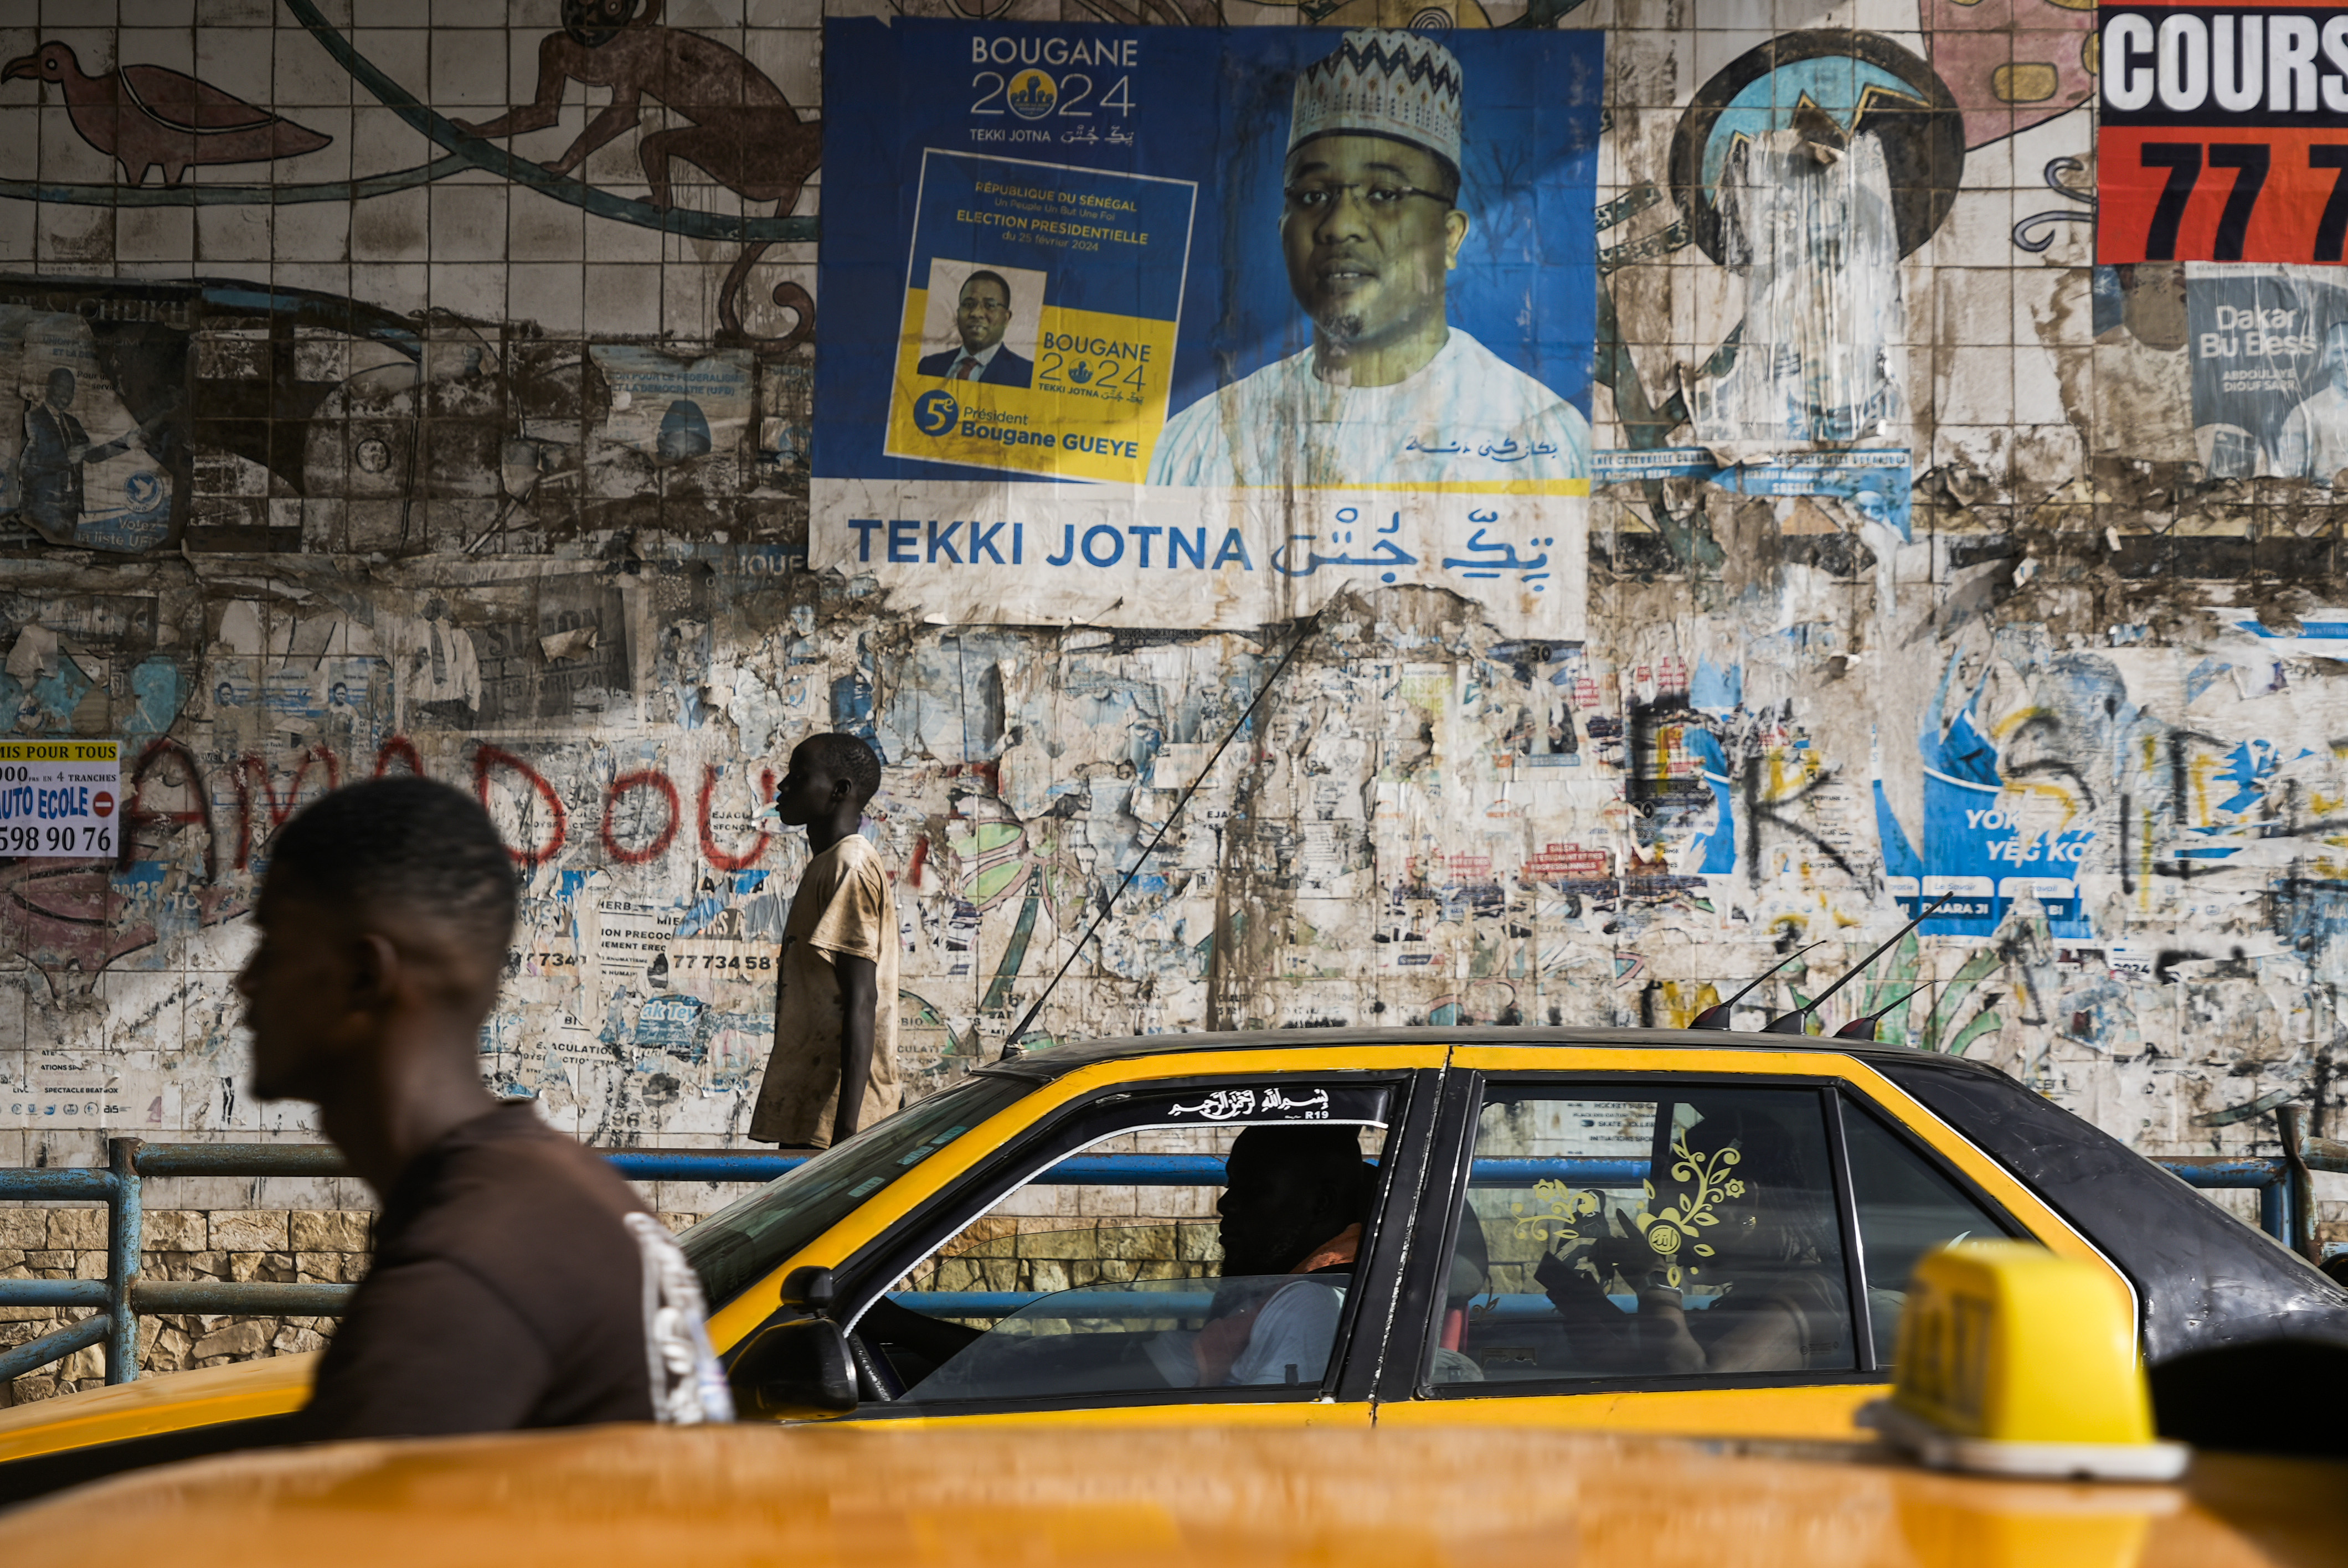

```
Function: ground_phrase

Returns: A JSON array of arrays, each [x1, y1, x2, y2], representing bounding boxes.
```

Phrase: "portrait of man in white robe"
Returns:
[[1148, 29, 1590, 491]]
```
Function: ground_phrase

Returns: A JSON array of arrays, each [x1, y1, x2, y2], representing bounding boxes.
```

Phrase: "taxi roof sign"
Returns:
[[1865, 1240, 2190, 1482]]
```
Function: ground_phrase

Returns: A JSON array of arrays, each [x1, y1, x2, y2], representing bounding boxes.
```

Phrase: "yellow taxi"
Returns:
[[4, 1027, 2344, 1498], [8, 1232, 2347, 1568], [12, 1225, 2346, 1564]]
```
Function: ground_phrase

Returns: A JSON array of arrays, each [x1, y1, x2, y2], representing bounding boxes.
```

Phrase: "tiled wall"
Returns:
[[3, 0, 2342, 1404]]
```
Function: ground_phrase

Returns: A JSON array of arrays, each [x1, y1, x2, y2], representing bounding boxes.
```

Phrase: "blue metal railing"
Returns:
[[2149, 1156, 2299, 1239], [0, 1138, 2331, 1387], [889, 1290, 1679, 1320]]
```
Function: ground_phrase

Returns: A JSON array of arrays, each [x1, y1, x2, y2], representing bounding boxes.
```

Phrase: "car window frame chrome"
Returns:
[[1819, 1087, 1877, 1372], [1327, 1060, 1446, 1404], [1830, 1082, 2031, 1374], [1375, 1062, 1482, 1407]]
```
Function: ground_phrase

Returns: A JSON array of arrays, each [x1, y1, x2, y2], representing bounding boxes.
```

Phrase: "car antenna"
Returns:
[[1760, 893, 1954, 1035], [1688, 942, 1822, 1030], [998, 611, 1325, 1060], [1833, 983, 1931, 1041]]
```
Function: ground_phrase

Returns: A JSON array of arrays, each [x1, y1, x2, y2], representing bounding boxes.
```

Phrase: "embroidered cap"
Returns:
[[1288, 29, 1464, 176]]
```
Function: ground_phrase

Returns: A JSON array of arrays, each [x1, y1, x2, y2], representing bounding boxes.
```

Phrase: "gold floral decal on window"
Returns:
[[1633, 1134, 1745, 1289], [1511, 1180, 1600, 1245]]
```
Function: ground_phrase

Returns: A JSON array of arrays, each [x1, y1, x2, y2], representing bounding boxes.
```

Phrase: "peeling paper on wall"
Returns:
[[541, 627, 599, 662], [1692, 128, 1904, 458], [4, 625, 60, 682]]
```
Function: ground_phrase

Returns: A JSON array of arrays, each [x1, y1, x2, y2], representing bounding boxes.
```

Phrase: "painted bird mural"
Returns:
[[3, 42, 333, 187]]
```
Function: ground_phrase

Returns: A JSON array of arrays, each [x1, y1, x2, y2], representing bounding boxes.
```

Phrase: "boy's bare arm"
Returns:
[[833, 953, 879, 1144]]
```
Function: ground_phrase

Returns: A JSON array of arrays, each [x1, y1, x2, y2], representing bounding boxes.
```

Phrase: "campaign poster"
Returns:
[[2185, 261, 2348, 481], [2098, 4, 2348, 264], [816, 20, 1602, 639]]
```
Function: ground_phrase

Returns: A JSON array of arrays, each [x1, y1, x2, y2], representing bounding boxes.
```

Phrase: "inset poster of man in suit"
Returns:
[[20, 368, 102, 534], [4, 314, 170, 553], [910, 261, 1042, 390]]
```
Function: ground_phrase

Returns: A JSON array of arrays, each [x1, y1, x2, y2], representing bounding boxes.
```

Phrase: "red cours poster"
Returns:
[[2099, 4, 2348, 263]]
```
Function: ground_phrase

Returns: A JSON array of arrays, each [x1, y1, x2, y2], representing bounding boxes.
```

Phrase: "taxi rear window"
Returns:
[[682, 1075, 1032, 1308]]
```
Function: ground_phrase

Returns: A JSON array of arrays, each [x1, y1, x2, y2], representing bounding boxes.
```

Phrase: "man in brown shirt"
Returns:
[[749, 733, 902, 1149], [239, 777, 732, 1437]]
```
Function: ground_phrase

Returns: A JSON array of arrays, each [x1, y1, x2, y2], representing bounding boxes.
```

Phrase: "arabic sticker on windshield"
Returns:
[[1164, 1085, 1391, 1123]]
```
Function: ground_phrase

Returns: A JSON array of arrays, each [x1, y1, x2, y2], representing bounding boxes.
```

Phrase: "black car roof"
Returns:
[[979, 1026, 2009, 1081]]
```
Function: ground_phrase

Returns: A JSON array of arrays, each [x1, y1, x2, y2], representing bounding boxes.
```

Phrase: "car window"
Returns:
[[1431, 1084, 1856, 1388], [681, 1074, 1033, 1308], [1840, 1099, 2018, 1361], [848, 1084, 1394, 1407]]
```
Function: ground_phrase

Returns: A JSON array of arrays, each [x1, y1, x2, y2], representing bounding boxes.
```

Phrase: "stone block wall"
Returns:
[[924, 1215, 1224, 1299], [0, 1204, 699, 1407]]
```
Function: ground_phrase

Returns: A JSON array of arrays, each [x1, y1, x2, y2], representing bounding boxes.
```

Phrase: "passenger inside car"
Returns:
[[889, 1118, 1383, 1402], [1530, 1109, 1846, 1375], [1435, 1088, 1855, 1385], [1188, 1123, 1381, 1385]]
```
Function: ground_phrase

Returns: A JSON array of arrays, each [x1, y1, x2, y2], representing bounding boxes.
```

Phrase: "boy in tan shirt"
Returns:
[[748, 733, 901, 1149]]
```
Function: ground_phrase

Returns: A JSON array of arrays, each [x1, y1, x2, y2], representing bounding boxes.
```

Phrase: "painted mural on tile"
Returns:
[[2, 0, 2346, 1399]]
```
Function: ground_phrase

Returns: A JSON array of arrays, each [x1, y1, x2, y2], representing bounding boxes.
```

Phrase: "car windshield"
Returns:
[[681, 1074, 1033, 1308]]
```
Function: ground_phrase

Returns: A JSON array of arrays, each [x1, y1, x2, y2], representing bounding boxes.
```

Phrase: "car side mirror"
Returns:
[[728, 1314, 858, 1421], [781, 1265, 836, 1311]]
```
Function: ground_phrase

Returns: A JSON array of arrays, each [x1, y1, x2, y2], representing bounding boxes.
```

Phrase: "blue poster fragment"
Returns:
[[1874, 666, 2093, 940], [1592, 446, 1912, 541]]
